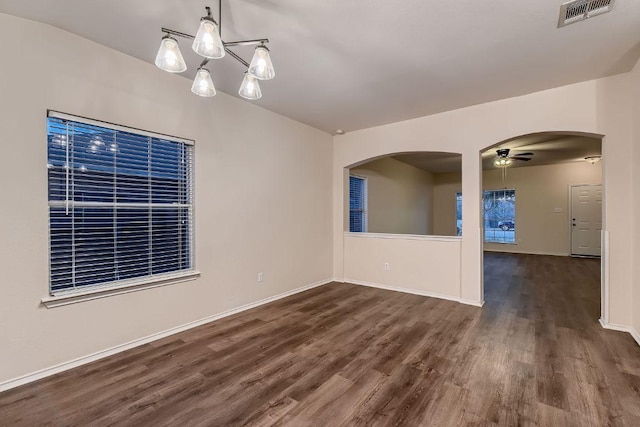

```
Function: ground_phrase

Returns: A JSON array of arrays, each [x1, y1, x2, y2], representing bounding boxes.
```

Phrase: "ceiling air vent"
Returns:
[[558, 0, 615, 28]]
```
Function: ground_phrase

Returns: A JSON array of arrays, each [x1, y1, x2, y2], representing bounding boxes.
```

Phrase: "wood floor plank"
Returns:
[[1, 253, 640, 426]]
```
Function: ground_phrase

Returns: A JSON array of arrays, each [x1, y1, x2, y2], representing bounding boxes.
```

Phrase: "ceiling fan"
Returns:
[[493, 148, 533, 167]]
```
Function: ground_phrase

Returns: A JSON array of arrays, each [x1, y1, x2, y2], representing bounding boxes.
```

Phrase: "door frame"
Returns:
[[567, 182, 607, 324], [568, 183, 602, 258], [479, 134, 606, 324]]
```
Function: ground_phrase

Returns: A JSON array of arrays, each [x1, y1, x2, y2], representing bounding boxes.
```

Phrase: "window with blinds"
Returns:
[[349, 175, 367, 232], [47, 112, 194, 295]]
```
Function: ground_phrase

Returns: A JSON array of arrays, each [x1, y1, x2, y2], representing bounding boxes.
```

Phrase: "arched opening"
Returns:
[[341, 151, 464, 301], [478, 132, 605, 321], [345, 151, 462, 236]]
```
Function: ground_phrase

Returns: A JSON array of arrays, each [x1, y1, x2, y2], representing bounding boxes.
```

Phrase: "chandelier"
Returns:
[[155, 2, 275, 100]]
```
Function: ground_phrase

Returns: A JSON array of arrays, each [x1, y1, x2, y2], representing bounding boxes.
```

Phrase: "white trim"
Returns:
[[460, 299, 485, 307], [48, 110, 194, 145], [42, 271, 202, 308], [599, 318, 628, 332], [344, 278, 478, 305], [484, 241, 518, 245], [3, 278, 335, 392], [601, 230, 610, 324], [344, 232, 462, 242], [632, 328, 640, 347], [599, 319, 640, 347]]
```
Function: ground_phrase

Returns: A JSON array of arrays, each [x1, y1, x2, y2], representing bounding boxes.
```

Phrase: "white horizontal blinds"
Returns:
[[47, 111, 194, 146], [349, 176, 366, 232], [47, 116, 193, 294]]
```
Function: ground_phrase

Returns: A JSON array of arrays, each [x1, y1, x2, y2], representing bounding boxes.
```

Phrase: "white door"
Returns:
[[570, 185, 602, 257]]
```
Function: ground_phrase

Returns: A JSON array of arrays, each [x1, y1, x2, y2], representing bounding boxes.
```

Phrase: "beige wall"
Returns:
[[333, 73, 634, 327], [630, 57, 640, 336], [595, 70, 634, 329], [433, 173, 463, 236], [344, 234, 461, 301], [351, 157, 434, 235], [3, 9, 640, 387], [432, 162, 602, 255], [0, 14, 333, 384]]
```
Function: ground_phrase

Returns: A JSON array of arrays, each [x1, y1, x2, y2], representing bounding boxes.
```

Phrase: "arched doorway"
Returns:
[[478, 132, 606, 322]]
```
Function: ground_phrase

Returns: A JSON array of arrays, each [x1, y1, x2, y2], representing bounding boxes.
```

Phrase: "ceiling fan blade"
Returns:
[[512, 152, 534, 156], [511, 156, 532, 161]]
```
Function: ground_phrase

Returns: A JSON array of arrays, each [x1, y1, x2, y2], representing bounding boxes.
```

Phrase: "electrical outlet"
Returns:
[[384, 262, 390, 271], [258, 272, 264, 282]]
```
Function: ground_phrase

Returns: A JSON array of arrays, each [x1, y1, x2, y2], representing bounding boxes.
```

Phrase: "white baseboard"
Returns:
[[599, 318, 640, 347], [460, 299, 485, 307], [599, 318, 627, 331], [0, 278, 335, 393], [631, 328, 640, 347], [344, 278, 462, 303], [338, 278, 484, 307]]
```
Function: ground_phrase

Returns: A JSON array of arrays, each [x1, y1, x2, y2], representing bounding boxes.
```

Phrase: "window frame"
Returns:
[[482, 188, 516, 244], [43, 111, 199, 307], [349, 174, 368, 233], [455, 192, 463, 236]]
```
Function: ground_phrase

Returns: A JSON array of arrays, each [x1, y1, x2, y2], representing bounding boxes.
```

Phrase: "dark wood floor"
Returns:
[[2, 253, 640, 426]]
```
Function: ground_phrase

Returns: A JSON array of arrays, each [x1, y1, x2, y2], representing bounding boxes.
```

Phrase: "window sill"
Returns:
[[344, 232, 461, 242], [41, 271, 201, 309]]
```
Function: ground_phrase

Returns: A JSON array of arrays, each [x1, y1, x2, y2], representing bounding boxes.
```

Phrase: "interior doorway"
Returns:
[[570, 184, 602, 257], [479, 133, 604, 320]]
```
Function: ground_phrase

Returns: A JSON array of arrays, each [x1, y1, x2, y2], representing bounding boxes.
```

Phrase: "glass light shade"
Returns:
[[238, 73, 262, 100], [493, 158, 513, 167], [191, 68, 216, 97], [192, 18, 225, 59], [248, 46, 275, 80], [155, 35, 187, 73]]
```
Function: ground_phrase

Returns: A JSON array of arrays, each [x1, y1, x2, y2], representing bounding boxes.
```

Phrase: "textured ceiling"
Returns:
[[480, 135, 602, 171], [1, 0, 640, 133], [392, 152, 463, 174], [389, 134, 602, 174]]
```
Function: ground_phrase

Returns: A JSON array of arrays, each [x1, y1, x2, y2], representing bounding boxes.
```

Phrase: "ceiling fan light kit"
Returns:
[[493, 148, 534, 168], [584, 155, 602, 164], [495, 149, 512, 167], [493, 157, 513, 168], [155, 1, 275, 101]]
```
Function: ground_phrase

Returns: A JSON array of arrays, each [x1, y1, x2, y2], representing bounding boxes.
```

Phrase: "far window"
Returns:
[[456, 192, 462, 236], [456, 190, 516, 243], [47, 112, 194, 295], [349, 175, 367, 232], [483, 189, 515, 244]]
